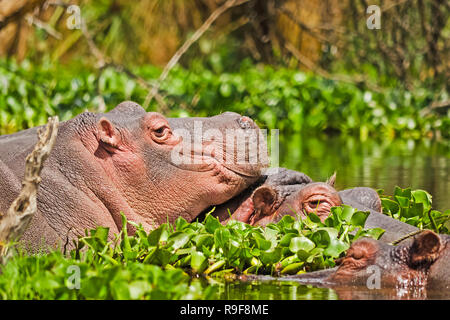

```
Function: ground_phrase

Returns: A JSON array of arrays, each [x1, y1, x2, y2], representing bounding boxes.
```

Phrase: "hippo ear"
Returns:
[[326, 172, 337, 187], [252, 186, 278, 216], [410, 230, 442, 266], [98, 117, 122, 150]]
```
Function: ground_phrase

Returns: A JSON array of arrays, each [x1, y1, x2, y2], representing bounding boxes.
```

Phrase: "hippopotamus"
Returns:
[[202, 167, 418, 244], [0, 101, 267, 251], [202, 168, 341, 224], [284, 230, 450, 299]]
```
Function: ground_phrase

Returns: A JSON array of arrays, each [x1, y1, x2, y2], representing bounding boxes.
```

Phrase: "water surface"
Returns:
[[278, 133, 449, 211], [209, 278, 450, 300]]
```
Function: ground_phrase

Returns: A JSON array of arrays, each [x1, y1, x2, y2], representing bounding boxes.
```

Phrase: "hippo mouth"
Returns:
[[284, 267, 338, 286], [171, 145, 263, 179]]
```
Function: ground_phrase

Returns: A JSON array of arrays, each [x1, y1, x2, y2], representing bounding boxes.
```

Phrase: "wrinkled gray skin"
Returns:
[[0, 101, 266, 251], [284, 230, 450, 298], [202, 167, 418, 244]]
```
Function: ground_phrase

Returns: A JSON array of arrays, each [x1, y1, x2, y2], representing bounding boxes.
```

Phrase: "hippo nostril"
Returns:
[[237, 116, 254, 130]]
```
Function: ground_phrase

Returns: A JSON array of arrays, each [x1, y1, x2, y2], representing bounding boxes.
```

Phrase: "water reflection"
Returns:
[[210, 279, 338, 300], [204, 278, 450, 300], [278, 133, 450, 211]]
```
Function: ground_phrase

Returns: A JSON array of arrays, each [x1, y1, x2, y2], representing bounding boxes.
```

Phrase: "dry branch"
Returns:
[[25, 15, 62, 40], [276, 6, 331, 44], [0, 0, 46, 30], [420, 100, 450, 117], [0, 116, 59, 263]]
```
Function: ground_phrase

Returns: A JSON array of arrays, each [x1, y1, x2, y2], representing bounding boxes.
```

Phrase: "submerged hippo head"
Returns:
[[228, 173, 342, 226], [206, 168, 386, 232], [292, 230, 450, 294], [330, 231, 449, 288]]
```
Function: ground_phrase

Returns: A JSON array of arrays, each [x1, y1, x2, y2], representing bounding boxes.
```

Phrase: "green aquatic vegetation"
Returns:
[[380, 187, 450, 234], [0, 59, 448, 140], [0, 205, 382, 299], [69, 206, 383, 278], [1, 193, 448, 299], [0, 247, 217, 300]]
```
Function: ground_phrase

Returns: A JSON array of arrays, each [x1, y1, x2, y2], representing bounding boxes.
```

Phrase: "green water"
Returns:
[[210, 279, 449, 300], [212, 134, 450, 300], [214, 279, 338, 300], [195, 275, 450, 300], [278, 133, 450, 212]]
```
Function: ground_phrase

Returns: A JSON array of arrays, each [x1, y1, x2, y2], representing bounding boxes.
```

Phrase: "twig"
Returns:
[[390, 229, 424, 246], [80, 19, 109, 69], [0, 116, 59, 263], [0, 0, 46, 30], [144, 0, 250, 108], [25, 14, 62, 40], [76, 15, 169, 113], [276, 6, 331, 44], [109, 62, 169, 112], [420, 100, 450, 116]]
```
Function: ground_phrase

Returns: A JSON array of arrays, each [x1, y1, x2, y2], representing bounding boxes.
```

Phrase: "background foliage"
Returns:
[[1, 59, 448, 141], [0, 0, 448, 140]]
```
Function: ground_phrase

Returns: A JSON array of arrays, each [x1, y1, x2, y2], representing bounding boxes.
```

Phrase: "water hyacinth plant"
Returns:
[[1, 186, 448, 300], [1, 60, 448, 141], [380, 187, 450, 234], [0, 204, 382, 299], [70, 205, 384, 278]]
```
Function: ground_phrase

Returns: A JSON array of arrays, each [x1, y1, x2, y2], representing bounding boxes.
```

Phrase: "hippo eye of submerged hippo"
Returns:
[[303, 196, 332, 214], [298, 184, 342, 219], [308, 200, 320, 208]]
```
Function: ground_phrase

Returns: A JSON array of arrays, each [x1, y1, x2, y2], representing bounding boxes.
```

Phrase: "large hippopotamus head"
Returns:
[[96, 102, 267, 224], [0, 101, 267, 249]]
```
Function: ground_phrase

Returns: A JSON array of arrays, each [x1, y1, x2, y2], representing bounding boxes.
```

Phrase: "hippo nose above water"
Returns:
[[237, 116, 257, 130], [215, 112, 259, 131]]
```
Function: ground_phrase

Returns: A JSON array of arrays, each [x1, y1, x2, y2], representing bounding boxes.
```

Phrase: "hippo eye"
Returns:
[[152, 126, 170, 139], [154, 127, 165, 135], [303, 197, 331, 214], [308, 200, 320, 209]]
